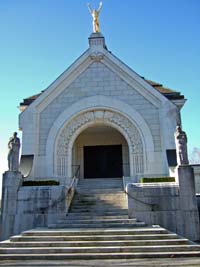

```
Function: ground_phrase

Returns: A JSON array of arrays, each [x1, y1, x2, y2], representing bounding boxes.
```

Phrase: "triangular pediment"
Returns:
[[20, 33, 184, 114]]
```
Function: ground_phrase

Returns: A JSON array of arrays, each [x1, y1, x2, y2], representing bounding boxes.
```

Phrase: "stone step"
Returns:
[[70, 200, 126, 205], [21, 227, 169, 236], [69, 210, 128, 215], [71, 201, 127, 207], [74, 193, 125, 197], [72, 201, 127, 206], [1, 251, 200, 260], [75, 189, 124, 194], [76, 186, 123, 190], [70, 204, 127, 208], [69, 208, 127, 212], [1, 242, 200, 254], [9, 233, 183, 242], [77, 183, 123, 186], [68, 210, 128, 214], [68, 210, 128, 216], [0, 239, 190, 248], [77, 180, 122, 184], [73, 197, 126, 203], [48, 222, 146, 228], [70, 205, 127, 212], [0, 245, 200, 255], [57, 218, 138, 224], [64, 215, 129, 220], [78, 178, 122, 183]]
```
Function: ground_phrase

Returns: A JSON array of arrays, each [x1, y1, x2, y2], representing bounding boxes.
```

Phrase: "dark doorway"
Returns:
[[84, 145, 123, 178]]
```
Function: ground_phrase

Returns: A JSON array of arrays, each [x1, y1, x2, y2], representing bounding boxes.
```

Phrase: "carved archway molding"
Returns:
[[56, 109, 144, 178]]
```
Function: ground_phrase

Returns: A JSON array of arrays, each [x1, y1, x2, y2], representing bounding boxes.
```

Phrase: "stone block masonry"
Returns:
[[126, 165, 200, 241], [0, 171, 73, 241], [39, 62, 161, 156]]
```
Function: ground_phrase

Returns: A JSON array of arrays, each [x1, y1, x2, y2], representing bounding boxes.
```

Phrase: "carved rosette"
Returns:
[[90, 52, 104, 62], [56, 109, 144, 176]]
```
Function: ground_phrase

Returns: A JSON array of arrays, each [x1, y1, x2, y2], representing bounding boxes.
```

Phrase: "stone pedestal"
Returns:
[[0, 171, 22, 240], [175, 165, 200, 240], [88, 32, 106, 49]]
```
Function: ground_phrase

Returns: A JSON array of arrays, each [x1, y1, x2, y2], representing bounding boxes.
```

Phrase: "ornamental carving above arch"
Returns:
[[56, 109, 144, 176]]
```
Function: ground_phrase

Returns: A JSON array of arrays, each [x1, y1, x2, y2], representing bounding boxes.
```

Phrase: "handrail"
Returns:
[[72, 164, 80, 178], [69, 165, 80, 190], [24, 165, 81, 215], [124, 189, 158, 211], [123, 174, 159, 211]]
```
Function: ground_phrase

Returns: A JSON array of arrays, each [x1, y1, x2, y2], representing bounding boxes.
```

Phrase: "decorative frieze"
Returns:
[[56, 109, 144, 176]]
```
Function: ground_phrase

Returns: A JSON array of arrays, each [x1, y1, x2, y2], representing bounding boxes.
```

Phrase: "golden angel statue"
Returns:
[[87, 2, 103, 33]]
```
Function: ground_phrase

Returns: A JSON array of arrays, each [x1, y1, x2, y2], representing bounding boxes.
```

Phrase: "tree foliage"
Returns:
[[189, 147, 200, 164]]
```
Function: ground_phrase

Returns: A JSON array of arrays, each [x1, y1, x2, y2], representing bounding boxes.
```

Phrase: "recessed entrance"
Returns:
[[84, 145, 123, 178], [72, 124, 130, 178]]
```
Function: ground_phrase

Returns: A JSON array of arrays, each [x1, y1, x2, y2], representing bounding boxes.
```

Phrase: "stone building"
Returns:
[[1, 32, 199, 242], [19, 33, 185, 181]]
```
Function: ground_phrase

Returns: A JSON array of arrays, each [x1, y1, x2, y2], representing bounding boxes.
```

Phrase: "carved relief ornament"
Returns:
[[56, 109, 144, 176]]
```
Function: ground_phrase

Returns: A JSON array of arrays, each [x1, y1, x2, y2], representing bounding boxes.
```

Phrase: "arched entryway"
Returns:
[[55, 109, 145, 179], [72, 125, 130, 178]]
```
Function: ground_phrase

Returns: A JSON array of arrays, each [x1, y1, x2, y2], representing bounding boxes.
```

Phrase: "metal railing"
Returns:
[[69, 165, 80, 191], [124, 189, 158, 211], [71, 164, 80, 178]]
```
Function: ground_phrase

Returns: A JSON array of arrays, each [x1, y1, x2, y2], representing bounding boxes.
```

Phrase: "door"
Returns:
[[84, 145, 123, 178]]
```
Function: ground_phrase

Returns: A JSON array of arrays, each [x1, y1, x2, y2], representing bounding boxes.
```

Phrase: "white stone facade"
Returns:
[[3, 33, 199, 242], [19, 33, 181, 183]]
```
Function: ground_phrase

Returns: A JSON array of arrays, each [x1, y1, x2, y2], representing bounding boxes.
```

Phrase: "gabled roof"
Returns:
[[19, 78, 184, 108], [19, 32, 185, 111], [144, 79, 184, 100]]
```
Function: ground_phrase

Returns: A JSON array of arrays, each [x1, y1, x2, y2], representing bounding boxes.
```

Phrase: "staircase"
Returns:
[[0, 178, 200, 260], [50, 178, 144, 228]]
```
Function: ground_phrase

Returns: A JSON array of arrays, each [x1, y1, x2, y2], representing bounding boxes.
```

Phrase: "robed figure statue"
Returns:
[[8, 132, 21, 171], [174, 125, 189, 165]]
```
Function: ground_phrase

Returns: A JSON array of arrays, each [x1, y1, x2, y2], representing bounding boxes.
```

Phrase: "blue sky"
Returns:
[[0, 0, 200, 190]]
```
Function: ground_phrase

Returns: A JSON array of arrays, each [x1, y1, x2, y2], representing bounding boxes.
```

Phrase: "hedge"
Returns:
[[22, 180, 60, 186], [140, 177, 175, 183]]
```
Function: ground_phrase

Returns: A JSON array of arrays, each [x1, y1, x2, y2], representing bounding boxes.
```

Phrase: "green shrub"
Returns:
[[22, 180, 59, 186], [140, 177, 175, 183]]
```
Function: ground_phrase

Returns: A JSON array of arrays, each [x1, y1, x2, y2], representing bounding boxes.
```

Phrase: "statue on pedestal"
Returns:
[[7, 132, 21, 171], [175, 125, 189, 165], [87, 2, 102, 33]]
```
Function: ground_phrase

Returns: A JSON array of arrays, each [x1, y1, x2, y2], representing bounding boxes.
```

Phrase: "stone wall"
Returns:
[[0, 171, 73, 241], [126, 165, 200, 241], [193, 165, 200, 193]]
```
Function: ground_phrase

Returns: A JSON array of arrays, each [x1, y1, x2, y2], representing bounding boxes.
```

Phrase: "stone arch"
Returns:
[[56, 109, 144, 178], [45, 95, 155, 178]]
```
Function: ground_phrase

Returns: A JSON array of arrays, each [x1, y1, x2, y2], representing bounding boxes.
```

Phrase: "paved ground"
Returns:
[[1, 258, 200, 267]]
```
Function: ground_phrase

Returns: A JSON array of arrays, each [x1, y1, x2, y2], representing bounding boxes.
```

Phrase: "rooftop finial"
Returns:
[[87, 2, 103, 33]]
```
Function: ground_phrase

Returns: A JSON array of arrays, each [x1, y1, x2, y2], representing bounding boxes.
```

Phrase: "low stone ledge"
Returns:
[[127, 180, 199, 241]]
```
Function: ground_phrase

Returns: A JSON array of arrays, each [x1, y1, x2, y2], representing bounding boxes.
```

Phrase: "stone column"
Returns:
[[175, 165, 200, 240], [0, 171, 22, 241]]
